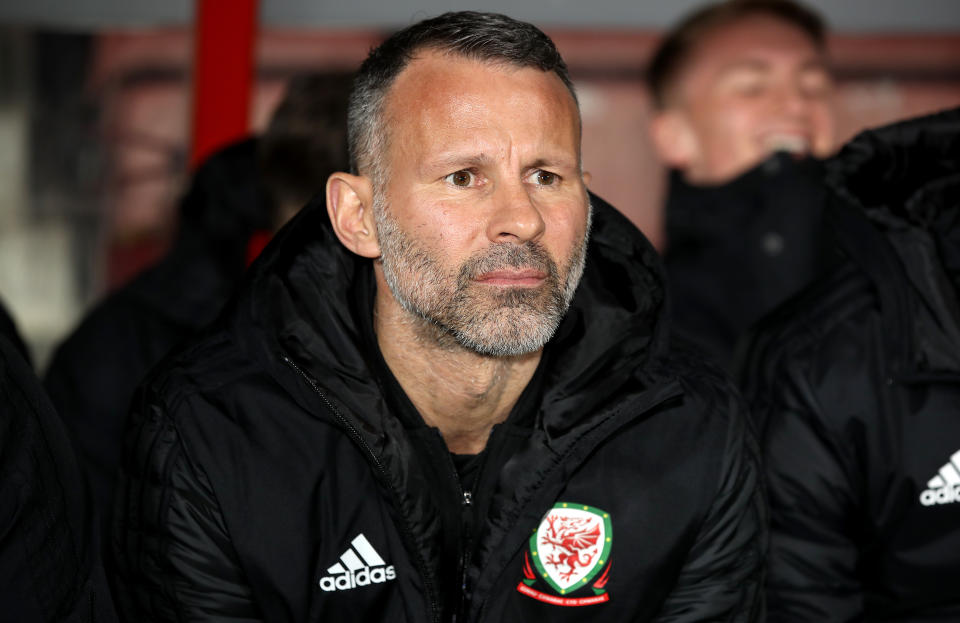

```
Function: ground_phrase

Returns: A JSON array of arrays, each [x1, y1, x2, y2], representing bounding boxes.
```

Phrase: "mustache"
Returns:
[[458, 242, 558, 282]]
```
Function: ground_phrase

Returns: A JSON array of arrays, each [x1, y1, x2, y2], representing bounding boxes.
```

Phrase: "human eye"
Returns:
[[722, 68, 768, 98], [732, 75, 766, 97], [443, 169, 477, 187], [799, 68, 832, 98], [527, 169, 560, 187]]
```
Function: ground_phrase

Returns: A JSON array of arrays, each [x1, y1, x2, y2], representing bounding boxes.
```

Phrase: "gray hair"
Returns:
[[347, 11, 578, 186]]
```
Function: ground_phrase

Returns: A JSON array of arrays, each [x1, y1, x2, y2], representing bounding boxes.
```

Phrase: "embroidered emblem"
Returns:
[[517, 502, 612, 606]]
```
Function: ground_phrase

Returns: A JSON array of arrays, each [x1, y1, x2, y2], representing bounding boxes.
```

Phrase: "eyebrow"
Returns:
[[424, 152, 495, 174], [715, 59, 772, 78], [528, 157, 578, 171], [716, 56, 830, 78], [420, 152, 578, 176]]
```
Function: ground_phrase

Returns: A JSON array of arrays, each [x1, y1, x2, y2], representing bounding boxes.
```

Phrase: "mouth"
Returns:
[[474, 268, 547, 287], [761, 133, 811, 158]]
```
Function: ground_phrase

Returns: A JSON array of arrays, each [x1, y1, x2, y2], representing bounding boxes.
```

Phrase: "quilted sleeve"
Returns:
[[739, 334, 866, 622], [654, 382, 767, 622], [111, 395, 262, 622]]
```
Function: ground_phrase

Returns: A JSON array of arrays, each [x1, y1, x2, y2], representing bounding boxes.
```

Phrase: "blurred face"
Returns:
[[373, 51, 590, 356], [658, 14, 835, 184]]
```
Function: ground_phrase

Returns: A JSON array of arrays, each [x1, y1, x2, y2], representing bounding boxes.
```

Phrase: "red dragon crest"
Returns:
[[519, 503, 613, 606], [540, 513, 602, 581]]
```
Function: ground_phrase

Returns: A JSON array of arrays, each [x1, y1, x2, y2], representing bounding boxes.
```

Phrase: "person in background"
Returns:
[[43, 73, 351, 533], [647, 0, 836, 368], [112, 11, 763, 621], [738, 107, 960, 620], [0, 332, 117, 623]]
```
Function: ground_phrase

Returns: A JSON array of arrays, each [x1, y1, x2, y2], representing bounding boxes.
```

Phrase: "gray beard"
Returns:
[[374, 194, 590, 357]]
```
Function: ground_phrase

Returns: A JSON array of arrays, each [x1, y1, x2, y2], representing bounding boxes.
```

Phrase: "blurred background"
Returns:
[[0, 0, 958, 367]]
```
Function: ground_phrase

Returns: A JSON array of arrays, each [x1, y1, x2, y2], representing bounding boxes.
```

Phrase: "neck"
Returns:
[[373, 276, 541, 455]]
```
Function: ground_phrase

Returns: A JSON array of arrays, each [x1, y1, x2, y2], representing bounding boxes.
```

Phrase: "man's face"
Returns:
[[658, 14, 835, 184], [372, 51, 590, 356]]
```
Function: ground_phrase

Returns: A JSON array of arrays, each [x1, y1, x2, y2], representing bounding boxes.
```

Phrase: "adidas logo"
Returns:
[[318, 534, 396, 592], [919, 449, 960, 507]]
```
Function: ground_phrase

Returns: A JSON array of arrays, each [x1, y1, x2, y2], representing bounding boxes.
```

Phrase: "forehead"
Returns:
[[381, 50, 581, 160], [684, 14, 824, 76]]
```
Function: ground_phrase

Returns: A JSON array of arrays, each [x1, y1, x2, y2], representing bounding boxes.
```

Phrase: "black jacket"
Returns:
[[44, 138, 271, 524], [113, 193, 765, 622], [738, 108, 960, 621], [0, 334, 117, 622], [665, 154, 828, 369]]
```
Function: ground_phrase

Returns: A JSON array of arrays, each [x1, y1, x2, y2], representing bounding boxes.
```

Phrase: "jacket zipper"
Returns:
[[281, 353, 442, 623], [446, 446, 487, 623]]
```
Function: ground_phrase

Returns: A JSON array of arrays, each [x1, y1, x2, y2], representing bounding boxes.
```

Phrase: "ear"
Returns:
[[581, 170, 593, 186], [326, 172, 380, 258], [649, 109, 699, 171]]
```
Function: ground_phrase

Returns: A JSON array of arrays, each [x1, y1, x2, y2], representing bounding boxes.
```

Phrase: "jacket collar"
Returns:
[[230, 190, 671, 439], [665, 152, 825, 248]]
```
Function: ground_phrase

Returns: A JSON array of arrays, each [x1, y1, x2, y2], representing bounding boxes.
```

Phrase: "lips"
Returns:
[[475, 268, 547, 286]]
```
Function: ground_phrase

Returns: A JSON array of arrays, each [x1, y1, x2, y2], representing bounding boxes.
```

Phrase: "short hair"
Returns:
[[348, 11, 577, 181], [646, 0, 828, 108], [258, 72, 352, 220]]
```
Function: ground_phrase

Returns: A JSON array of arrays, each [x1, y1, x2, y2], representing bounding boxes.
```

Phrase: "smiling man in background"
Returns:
[[648, 0, 837, 368], [113, 11, 763, 622]]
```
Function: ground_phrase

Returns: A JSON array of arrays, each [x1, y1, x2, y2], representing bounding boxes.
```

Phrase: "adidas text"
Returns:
[[319, 533, 396, 592], [319, 566, 396, 591], [919, 484, 960, 507]]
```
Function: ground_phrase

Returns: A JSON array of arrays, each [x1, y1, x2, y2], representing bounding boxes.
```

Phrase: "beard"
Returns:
[[374, 194, 590, 357]]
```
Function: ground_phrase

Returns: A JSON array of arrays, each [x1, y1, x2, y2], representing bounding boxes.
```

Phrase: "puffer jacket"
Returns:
[[737, 107, 960, 621], [112, 192, 765, 622], [0, 334, 117, 622]]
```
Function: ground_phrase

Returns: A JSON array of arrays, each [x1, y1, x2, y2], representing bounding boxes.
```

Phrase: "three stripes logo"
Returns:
[[919, 449, 960, 507], [318, 534, 396, 592]]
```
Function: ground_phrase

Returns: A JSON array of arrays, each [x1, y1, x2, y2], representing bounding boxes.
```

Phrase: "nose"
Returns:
[[778, 81, 811, 117], [485, 179, 546, 244]]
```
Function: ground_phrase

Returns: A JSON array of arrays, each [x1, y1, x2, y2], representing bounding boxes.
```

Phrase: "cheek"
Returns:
[[416, 199, 488, 266], [810, 104, 837, 153], [695, 99, 759, 146], [700, 108, 761, 164], [544, 200, 589, 256]]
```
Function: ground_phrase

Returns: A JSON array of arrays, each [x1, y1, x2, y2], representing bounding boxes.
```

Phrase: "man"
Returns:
[[0, 333, 117, 622], [738, 107, 960, 621], [114, 12, 764, 621], [647, 0, 836, 368], [43, 74, 351, 530]]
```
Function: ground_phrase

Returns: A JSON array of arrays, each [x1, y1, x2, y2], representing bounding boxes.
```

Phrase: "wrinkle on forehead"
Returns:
[[382, 51, 582, 177]]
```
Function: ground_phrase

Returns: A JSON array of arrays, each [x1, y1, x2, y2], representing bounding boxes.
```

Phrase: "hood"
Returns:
[[229, 190, 670, 438], [825, 106, 960, 374]]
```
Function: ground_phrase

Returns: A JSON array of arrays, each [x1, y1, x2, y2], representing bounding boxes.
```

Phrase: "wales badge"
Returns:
[[517, 502, 612, 606]]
